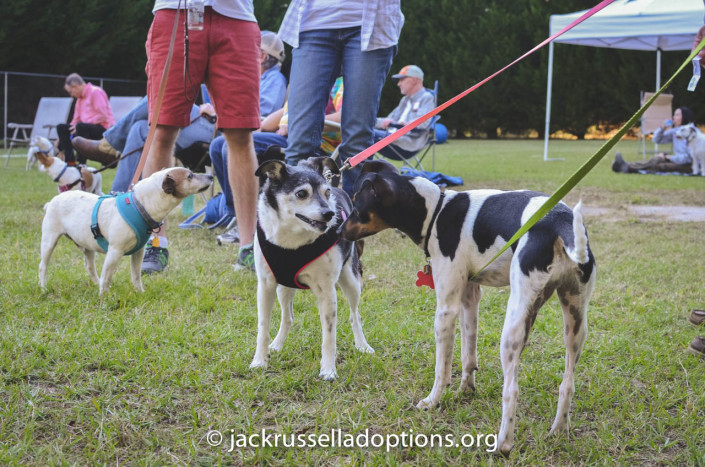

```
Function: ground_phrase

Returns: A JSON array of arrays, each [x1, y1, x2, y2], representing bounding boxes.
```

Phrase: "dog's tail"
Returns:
[[566, 200, 589, 264]]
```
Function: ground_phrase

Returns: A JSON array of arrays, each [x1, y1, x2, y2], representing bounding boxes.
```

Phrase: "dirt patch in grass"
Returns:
[[583, 205, 705, 222]]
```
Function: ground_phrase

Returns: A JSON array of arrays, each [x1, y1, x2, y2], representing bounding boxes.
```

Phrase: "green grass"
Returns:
[[1, 139, 704, 465]]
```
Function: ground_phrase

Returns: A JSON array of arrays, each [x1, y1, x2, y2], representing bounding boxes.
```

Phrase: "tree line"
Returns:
[[3, 0, 704, 139]]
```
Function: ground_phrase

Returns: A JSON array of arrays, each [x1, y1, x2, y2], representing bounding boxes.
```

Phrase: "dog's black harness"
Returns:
[[423, 192, 445, 258], [257, 211, 346, 289]]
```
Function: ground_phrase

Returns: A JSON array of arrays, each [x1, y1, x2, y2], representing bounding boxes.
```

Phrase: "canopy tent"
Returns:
[[543, 0, 704, 160]]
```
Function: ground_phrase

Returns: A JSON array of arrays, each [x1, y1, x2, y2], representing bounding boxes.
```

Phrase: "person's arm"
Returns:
[[259, 107, 285, 132], [652, 126, 675, 144], [89, 90, 114, 128], [694, 25, 705, 67]]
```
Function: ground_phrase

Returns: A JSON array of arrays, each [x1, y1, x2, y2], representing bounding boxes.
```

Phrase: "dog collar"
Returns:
[[53, 164, 70, 183], [56, 166, 85, 192], [91, 192, 161, 256], [257, 210, 346, 289], [423, 192, 445, 258]]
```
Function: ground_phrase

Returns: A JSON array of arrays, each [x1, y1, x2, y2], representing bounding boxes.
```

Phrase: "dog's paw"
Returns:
[[548, 419, 569, 436], [457, 377, 476, 394], [356, 344, 375, 354], [415, 397, 438, 410], [269, 341, 284, 352], [249, 357, 268, 370], [319, 369, 338, 381]]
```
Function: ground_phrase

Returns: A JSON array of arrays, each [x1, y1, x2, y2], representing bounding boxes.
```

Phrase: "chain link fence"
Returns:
[[2, 71, 146, 147]]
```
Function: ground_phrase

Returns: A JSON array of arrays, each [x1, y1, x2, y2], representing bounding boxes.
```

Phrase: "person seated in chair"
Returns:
[[259, 31, 288, 118], [57, 73, 115, 165], [72, 97, 218, 192], [373, 65, 435, 162], [612, 107, 696, 174]]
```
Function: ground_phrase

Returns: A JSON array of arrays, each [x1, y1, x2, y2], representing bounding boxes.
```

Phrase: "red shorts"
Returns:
[[146, 8, 261, 129]]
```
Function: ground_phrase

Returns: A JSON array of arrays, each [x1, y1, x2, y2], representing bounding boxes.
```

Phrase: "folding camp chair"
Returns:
[[109, 96, 144, 122], [5, 97, 73, 168], [638, 91, 673, 159], [377, 80, 441, 171]]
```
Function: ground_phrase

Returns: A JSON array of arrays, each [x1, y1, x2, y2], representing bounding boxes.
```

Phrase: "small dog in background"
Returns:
[[674, 123, 705, 175], [39, 167, 213, 295], [32, 135, 103, 194], [250, 157, 372, 381]]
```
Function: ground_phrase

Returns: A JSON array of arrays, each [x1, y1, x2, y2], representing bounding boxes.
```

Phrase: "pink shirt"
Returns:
[[71, 83, 115, 129]]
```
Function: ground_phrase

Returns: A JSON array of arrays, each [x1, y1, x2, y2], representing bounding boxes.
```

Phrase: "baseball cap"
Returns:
[[261, 31, 285, 63], [392, 65, 424, 80]]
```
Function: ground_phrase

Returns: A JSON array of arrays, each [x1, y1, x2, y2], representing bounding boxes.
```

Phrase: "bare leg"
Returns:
[[223, 129, 257, 246]]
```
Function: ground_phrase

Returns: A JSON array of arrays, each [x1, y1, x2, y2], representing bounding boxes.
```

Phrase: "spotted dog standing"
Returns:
[[250, 157, 373, 381], [340, 160, 596, 456]]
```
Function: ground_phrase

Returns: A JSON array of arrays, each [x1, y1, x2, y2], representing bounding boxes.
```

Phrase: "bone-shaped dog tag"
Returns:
[[416, 264, 435, 289]]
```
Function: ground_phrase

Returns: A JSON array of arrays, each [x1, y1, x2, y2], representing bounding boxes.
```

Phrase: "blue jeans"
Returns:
[[103, 96, 149, 152], [111, 111, 216, 192], [209, 132, 288, 216], [285, 27, 395, 195]]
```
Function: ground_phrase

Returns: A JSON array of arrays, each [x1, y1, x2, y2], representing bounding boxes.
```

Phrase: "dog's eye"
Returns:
[[324, 189, 331, 198], [295, 190, 308, 199], [188, 173, 193, 179]]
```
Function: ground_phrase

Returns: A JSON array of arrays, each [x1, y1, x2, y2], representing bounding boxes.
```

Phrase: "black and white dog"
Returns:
[[340, 160, 596, 456], [250, 157, 373, 381]]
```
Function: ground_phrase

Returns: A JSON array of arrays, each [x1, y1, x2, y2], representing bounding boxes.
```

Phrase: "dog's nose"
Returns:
[[322, 210, 335, 221]]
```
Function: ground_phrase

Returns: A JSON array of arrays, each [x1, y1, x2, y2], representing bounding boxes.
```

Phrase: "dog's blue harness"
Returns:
[[91, 192, 162, 255]]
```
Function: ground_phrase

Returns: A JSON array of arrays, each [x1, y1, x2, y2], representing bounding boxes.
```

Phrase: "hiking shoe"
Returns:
[[142, 245, 169, 274], [689, 309, 705, 326], [688, 336, 705, 360], [235, 244, 255, 272], [217, 225, 240, 245]]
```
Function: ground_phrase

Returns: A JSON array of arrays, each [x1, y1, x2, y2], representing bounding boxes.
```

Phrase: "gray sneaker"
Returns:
[[216, 225, 240, 245], [235, 244, 255, 272], [141, 245, 169, 274]]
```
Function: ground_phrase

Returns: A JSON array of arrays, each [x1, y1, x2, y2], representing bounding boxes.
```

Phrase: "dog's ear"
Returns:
[[361, 160, 399, 176], [255, 160, 289, 182], [371, 174, 397, 207], [162, 173, 177, 195], [302, 156, 340, 176]]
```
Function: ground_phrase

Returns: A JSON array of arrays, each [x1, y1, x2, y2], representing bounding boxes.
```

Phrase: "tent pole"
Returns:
[[656, 48, 662, 90], [543, 42, 554, 161]]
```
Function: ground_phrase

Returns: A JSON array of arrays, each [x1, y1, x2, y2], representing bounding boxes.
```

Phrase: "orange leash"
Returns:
[[131, 5, 182, 187]]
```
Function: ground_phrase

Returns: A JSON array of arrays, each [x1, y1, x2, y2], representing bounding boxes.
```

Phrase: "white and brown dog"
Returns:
[[39, 167, 213, 295], [674, 123, 705, 175], [340, 160, 597, 456], [32, 136, 103, 194], [250, 157, 372, 381]]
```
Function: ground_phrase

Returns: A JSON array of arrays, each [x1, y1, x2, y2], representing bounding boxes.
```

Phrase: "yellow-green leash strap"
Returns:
[[471, 38, 705, 280]]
